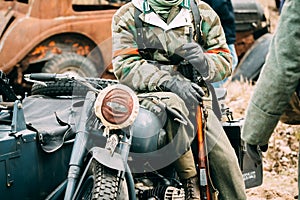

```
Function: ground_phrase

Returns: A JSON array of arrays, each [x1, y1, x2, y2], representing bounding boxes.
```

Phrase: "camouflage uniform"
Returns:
[[112, 0, 246, 199], [241, 0, 300, 193]]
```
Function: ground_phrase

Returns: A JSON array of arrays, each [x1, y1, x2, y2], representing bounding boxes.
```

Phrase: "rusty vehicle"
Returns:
[[0, 0, 128, 94], [0, 0, 270, 95]]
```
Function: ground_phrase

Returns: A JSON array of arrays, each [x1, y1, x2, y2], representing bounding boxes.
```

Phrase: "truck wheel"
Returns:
[[232, 33, 273, 82], [31, 78, 118, 97], [42, 53, 98, 77]]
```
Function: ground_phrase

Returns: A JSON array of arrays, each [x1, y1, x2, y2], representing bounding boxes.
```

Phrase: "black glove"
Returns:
[[160, 77, 205, 104], [181, 42, 209, 77], [246, 143, 268, 165]]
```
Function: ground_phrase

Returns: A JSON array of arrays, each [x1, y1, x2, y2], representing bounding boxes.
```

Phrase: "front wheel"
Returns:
[[75, 161, 126, 200], [93, 163, 120, 199]]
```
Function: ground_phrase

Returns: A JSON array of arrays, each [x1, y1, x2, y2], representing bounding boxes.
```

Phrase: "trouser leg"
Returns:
[[140, 92, 246, 199], [206, 109, 247, 200], [174, 149, 197, 179], [139, 92, 197, 175]]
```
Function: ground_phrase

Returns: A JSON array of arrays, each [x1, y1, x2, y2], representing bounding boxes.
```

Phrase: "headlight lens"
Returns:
[[94, 84, 139, 129], [102, 88, 132, 124]]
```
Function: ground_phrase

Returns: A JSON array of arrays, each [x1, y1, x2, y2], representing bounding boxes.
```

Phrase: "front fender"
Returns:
[[89, 147, 125, 171]]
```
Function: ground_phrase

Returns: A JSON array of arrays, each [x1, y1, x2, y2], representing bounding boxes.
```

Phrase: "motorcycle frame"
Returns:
[[58, 91, 135, 200], [1, 73, 263, 199]]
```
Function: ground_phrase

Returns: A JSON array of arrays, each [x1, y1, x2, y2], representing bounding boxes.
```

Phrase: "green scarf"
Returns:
[[147, 0, 184, 19]]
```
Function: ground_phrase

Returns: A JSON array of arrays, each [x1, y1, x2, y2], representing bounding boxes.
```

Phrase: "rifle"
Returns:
[[196, 103, 219, 200]]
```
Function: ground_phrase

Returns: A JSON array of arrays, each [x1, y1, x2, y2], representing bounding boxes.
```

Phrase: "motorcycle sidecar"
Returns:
[[0, 97, 76, 200]]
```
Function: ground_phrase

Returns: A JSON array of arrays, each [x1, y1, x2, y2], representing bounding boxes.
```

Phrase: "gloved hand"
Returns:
[[246, 143, 268, 165], [160, 77, 205, 104], [181, 42, 209, 77]]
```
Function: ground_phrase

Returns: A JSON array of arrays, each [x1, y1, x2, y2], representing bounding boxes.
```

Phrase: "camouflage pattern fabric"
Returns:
[[112, 1, 247, 199], [112, 0, 232, 92]]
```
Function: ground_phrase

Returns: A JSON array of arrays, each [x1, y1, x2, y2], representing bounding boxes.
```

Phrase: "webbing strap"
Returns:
[[134, 8, 145, 50], [190, 0, 203, 45]]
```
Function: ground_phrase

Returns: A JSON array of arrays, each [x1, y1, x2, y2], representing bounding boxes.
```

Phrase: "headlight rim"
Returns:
[[94, 84, 139, 130]]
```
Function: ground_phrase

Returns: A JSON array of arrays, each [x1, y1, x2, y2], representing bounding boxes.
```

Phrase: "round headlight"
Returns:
[[94, 84, 139, 129]]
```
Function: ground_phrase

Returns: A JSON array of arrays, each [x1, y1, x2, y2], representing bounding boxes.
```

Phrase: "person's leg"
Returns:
[[174, 149, 201, 200], [160, 93, 246, 199], [206, 108, 246, 200], [157, 92, 201, 199], [139, 92, 198, 177]]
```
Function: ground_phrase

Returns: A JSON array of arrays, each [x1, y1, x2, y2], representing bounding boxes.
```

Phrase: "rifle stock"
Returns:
[[196, 105, 211, 200]]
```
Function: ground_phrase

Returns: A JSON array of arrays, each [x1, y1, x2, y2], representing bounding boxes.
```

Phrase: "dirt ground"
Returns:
[[224, 80, 300, 200]]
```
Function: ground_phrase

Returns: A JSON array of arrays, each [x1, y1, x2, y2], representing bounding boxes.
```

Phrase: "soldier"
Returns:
[[111, 0, 246, 199], [242, 0, 300, 196]]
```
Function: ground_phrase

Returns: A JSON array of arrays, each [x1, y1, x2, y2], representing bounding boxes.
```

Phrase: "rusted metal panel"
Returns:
[[29, 0, 74, 19], [0, 0, 269, 86], [0, 0, 119, 74]]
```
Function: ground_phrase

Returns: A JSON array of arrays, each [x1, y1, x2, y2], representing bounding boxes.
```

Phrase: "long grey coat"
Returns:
[[242, 0, 300, 146]]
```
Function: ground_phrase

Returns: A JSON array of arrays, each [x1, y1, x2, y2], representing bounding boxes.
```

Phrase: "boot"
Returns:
[[182, 175, 201, 200]]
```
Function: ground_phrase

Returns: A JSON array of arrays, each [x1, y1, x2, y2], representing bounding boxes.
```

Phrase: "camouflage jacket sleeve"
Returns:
[[197, 0, 232, 82], [111, 1, 231, 92], [112, 3, 171, 92]]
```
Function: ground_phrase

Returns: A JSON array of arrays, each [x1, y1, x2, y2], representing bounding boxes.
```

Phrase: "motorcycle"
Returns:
[[0, 71, 262, 199]]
